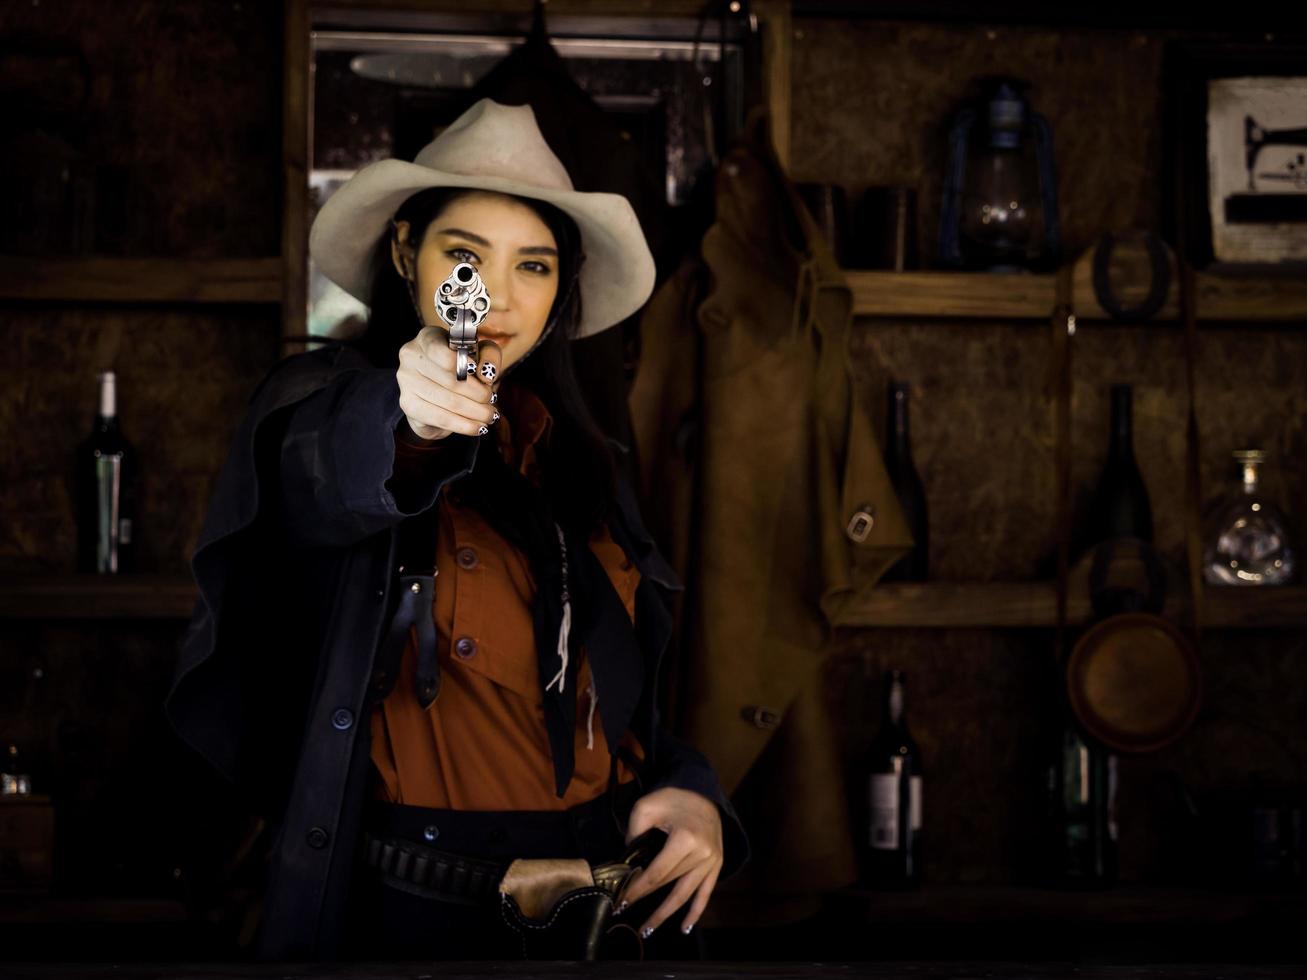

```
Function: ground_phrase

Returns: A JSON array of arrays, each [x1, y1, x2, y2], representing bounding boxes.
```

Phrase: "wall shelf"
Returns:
[[0, 574, 198, 620], [0, 257, 283, 304], [832, 581, 1307, 630], [844, 264, 1307, 323]]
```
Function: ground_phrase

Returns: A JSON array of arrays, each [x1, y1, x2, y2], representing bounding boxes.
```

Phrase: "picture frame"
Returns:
[[1165, 39, 1307, 273]]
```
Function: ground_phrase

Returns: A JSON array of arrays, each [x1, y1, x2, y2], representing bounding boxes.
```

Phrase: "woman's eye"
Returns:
[[519, 261, 551, 275], [448, 247, 479, 263]]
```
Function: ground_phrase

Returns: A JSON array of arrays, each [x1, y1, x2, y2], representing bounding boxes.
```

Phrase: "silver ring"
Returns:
[[456, 349, 473, 380]]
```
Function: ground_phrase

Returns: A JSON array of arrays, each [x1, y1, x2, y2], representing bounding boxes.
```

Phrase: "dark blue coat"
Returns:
[[163, 342, 749, 960]]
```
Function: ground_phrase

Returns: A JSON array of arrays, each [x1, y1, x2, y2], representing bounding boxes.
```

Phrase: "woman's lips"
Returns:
[[480, 331, 512, 344]]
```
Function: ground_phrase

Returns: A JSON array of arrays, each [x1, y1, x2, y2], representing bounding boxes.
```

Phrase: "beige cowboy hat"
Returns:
[[309, 97, 656, 338]]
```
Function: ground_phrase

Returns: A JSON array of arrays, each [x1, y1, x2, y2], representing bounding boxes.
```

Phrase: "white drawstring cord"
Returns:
[[545, 523, 570, 694], [584, 673, 598, 750], [543, 521, 599, 750]]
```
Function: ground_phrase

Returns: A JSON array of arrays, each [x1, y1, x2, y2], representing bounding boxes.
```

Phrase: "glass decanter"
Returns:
[[1203, 450, 1297, 586]]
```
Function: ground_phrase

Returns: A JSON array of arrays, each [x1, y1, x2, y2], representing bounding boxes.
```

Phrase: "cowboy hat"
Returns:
[[309, 98, 656, 338]]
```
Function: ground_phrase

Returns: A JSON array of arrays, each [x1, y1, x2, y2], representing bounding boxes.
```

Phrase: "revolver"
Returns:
[[435, 262, 491, 380]]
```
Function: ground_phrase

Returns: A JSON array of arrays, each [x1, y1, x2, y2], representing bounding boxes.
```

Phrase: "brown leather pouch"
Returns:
[[497, 826, 667, 960]]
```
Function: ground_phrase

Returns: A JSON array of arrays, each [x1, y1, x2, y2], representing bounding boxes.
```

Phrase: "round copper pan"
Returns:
[[1066, 612, 1202, 754]]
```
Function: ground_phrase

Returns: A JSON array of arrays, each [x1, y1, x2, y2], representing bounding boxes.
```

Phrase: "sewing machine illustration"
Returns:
[[1244, 114, 1307, 191]]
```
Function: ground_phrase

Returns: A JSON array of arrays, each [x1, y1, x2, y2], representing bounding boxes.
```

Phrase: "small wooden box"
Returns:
[[0, 794, 54, 894]]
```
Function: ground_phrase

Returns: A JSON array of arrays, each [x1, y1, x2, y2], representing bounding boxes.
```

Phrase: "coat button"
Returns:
[[846, 506, 876, 543], [306, 826, 330, 849], [454, 636, 477, 659], [331, 708, 354, 731], [423, 825, 439, 842], [456, 546, 478, 569]]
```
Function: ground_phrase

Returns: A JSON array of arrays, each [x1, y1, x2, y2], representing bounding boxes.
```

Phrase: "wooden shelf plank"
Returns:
[[846, 270, 1058, 319], [0, 574, 198, 620], [845, 267, 1307, 322], [0, 257, 283, 304], [832, 582, 1307, 629], [1203, 585, 1307, 629]]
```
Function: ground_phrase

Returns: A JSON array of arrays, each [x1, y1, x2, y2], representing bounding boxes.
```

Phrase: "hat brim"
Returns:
[[308, 158, 656, 339]]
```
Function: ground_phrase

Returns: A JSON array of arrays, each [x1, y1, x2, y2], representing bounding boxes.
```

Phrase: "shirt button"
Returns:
[[331, 708, 354, 731], [423, 825, 440, 842], [306, 826, 330, 849], [456, 546, 478, 569], [454, 636, 478, 659]]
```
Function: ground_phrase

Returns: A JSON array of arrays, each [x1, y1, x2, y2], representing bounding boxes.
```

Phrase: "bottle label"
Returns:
[[119, 517, 133, 545], [1107, 754, 1118, 842], [869, 774, 899, 849], [910, 774, 922, 832], [95, 453, 123, 574]]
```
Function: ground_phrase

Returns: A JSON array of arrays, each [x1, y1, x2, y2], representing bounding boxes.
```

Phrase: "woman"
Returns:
[[165, 98, 747, 962]]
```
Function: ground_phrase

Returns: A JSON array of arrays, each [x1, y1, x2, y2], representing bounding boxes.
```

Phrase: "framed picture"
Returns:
[[1166, 39, 1307, 271]]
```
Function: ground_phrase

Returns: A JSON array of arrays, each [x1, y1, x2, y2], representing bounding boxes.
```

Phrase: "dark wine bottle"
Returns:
[[76, 370, 138, 574], [859, 669, 923, 888], [1043, 692, 1118, 888], [881, 381, 929, 581], [1075, 383, 1152, 563]]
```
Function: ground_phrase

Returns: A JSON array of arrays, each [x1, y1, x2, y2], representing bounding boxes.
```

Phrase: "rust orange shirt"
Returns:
[[369, 383, 646, 811]]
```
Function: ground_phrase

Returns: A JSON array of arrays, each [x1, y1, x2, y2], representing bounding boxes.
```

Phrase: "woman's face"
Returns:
[[391, 190, 560, 370]]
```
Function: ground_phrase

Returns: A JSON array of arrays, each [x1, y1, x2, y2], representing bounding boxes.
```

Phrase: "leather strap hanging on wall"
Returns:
[[1169, 104, 1207, 642], [1178, 256, 1207, 642], [1091, 231, 1172, 322], [1050, 241, 1207, 655], [1050, 250, 1204, 753], [1049, 259, 1077, 666]]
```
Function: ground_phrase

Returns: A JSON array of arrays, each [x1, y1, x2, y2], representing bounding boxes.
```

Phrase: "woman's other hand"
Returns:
[[618, 786, 724, 937], [396, 327, 502, 440]]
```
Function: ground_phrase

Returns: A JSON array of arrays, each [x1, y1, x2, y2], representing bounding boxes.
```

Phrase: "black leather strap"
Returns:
[[1091, 230, 1171, 322], [1088, 536, 1168, 617], [369, 572, 440, 707], [370, 502, 442, 707]]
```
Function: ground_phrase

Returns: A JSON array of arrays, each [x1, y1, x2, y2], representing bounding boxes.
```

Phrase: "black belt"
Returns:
[[361, 830, 506, 907]]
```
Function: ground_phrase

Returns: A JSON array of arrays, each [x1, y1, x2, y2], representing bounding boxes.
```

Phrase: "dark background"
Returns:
[[1, 0, 1304, 965]]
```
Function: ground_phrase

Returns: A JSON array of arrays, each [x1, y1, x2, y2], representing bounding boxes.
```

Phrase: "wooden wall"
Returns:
[[789, 18, 1306, 887], [0, 0, 284, 923]]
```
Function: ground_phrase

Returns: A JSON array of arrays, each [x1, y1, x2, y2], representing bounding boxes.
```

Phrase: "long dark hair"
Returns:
[[342, 185, 619, 562]]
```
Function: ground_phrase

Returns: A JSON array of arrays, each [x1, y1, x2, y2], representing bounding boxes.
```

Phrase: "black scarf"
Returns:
[[531, 513, 645, 798]]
